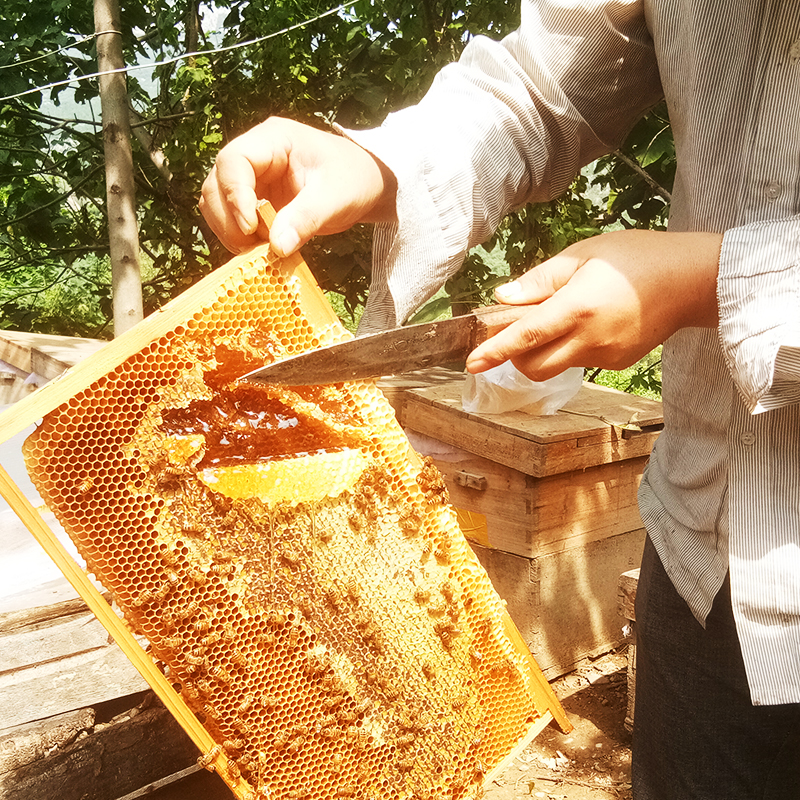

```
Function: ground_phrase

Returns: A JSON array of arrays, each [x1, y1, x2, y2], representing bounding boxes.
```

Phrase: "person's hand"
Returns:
[[466, 229, 722, 380], [200, 117, 397, 256]]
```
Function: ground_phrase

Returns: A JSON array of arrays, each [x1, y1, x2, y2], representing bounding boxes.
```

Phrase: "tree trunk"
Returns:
[[94, 0, 143, 336]]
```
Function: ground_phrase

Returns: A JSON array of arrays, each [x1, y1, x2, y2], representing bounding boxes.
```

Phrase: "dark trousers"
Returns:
[[632, 536, 800, 800]]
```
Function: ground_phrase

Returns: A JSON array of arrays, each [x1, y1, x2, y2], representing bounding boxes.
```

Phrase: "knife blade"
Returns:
[[241, 303, 528, 386]]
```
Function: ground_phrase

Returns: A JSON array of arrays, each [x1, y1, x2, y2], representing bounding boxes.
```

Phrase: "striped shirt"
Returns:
[[346, 0, 800, 705]]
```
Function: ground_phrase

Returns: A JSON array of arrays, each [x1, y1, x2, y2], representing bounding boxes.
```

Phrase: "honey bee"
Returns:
[[289, 723, 309, 739], [345, 578, 361, 602], [440, 581, 456, 603], [160, 608, 178, 629], [336, 786, 357, 798], [160, 548, 179, 566], [297, 596, 313, 619], [329, 753, 344, 773], [132, 587, 155, 608], [272, 730, 290, 751], [230, 648, 249, 669], [187, 567, 207, 587], [286, 626, 301, 648], [265, 610, 287, 627], [209, 562, 235, 577], [180, 600, 201, 620], [395, 733, 415, 748], [196, 678, 213, 696], [261, 694, 280, 710], [421, 662, 436, 681], [208, 664, 232, 686], [336, 710, 356, 725], [153, 581, 172, 602], [433, 545, 452, 564], [223, 738, 245, 754], [355, 729, 372, 751], [353, 697, 373, 715], [281, 549, 301, 567], [165, 569, 181, 588], [286, 791, 309, 800], [413, 587, 431, 605], [325, 586, 344, 610], [256, 631, 276, 648], [305, 652, 332, 677], [397, 758, 414, 773], [196, 744, 222, 771], [451, 692, 470, 710], [185, 652, 206, 667], [193, 617, 211, 634], [469, 647, 483, 664], [75, 474, 95, 496], [238, 694, 256, 714], [162, 634, 183, 652], [181, 681, 199, 701], [226, 761, 242, 781], [319, 725, 343, 741]]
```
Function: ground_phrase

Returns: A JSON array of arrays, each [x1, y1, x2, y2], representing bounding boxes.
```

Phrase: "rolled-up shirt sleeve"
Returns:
[[341, 0, 662, 331], [717, 216, 800, 413]]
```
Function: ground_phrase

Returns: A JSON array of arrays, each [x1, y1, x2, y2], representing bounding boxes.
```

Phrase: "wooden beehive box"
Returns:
[[383, 370, 662, 678]]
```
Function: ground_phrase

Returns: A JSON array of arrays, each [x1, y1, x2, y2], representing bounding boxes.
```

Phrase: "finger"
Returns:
[[509, 334, 585, 382], [200, 164, 263, 254], [494, 250, 583, 305], [465, 291, 579, 373]]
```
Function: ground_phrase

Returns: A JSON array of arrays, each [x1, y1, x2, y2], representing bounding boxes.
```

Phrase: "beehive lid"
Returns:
[[0, 209, 569, 800], [386, 370, 663, 478]]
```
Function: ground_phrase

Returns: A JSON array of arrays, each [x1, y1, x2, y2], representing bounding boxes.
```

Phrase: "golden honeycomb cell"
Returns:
[[0, 219, 568, 800]]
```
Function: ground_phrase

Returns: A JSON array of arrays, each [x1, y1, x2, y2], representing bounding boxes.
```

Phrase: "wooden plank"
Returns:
[[403, 396, 660, 477], [0, 332, 105, 379], [0, 704, 199, 800], [0, 334, 33, 374], [0, 608, 149, 731], [398, 375, 662, 477], [0, 597, 91, 634], [0, 707, 96, 775], [618, 568, 640, 622]]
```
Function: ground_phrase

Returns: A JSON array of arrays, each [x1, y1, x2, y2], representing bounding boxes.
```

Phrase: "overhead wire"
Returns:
[[0, 31, 120, 72], [0, 0, 359, 103]]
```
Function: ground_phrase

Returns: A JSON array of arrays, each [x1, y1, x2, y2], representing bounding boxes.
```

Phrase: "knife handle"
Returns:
[[470, 303, 531, 346]]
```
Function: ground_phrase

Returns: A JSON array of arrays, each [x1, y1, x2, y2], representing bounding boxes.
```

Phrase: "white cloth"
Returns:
[[345, 0, 800, 705]]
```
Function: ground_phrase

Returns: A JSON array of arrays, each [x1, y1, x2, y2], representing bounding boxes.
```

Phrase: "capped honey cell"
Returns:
[[10, 226, 568, 800]]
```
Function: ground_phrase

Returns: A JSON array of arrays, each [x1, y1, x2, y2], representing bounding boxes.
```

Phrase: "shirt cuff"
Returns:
[[717, 216, 800, 413]]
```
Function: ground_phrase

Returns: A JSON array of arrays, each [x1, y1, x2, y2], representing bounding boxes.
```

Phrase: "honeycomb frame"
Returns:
[[0, 209, 569, 800]]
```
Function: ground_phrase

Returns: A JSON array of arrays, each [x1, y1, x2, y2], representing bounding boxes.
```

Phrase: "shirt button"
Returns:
[[764, 181, 782, 200], [740, 431, 756, 446]]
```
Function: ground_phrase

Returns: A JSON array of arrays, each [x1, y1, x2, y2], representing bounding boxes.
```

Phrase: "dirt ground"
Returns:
[[485, 649, 633, 800]]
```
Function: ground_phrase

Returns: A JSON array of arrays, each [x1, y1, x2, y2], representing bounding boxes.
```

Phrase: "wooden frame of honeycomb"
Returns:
[[0, 204, 569, 800]]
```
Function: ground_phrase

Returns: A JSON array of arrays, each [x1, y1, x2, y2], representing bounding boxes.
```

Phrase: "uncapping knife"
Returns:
[[241, 303, 528, 386]]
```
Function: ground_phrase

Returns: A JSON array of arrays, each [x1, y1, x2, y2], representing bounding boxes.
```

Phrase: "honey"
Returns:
[[2, 232, 568, 800]]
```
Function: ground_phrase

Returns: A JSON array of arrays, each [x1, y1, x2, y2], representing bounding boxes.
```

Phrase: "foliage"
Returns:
[[0, 0, 674, 399]]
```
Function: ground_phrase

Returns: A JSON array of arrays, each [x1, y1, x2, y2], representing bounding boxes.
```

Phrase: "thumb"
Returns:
[[495, 251, 582, 305], [268, 194, 324, 257]]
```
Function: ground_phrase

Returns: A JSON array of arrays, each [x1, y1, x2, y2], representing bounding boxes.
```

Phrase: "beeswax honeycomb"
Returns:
[[17, 242, 567, 800]]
